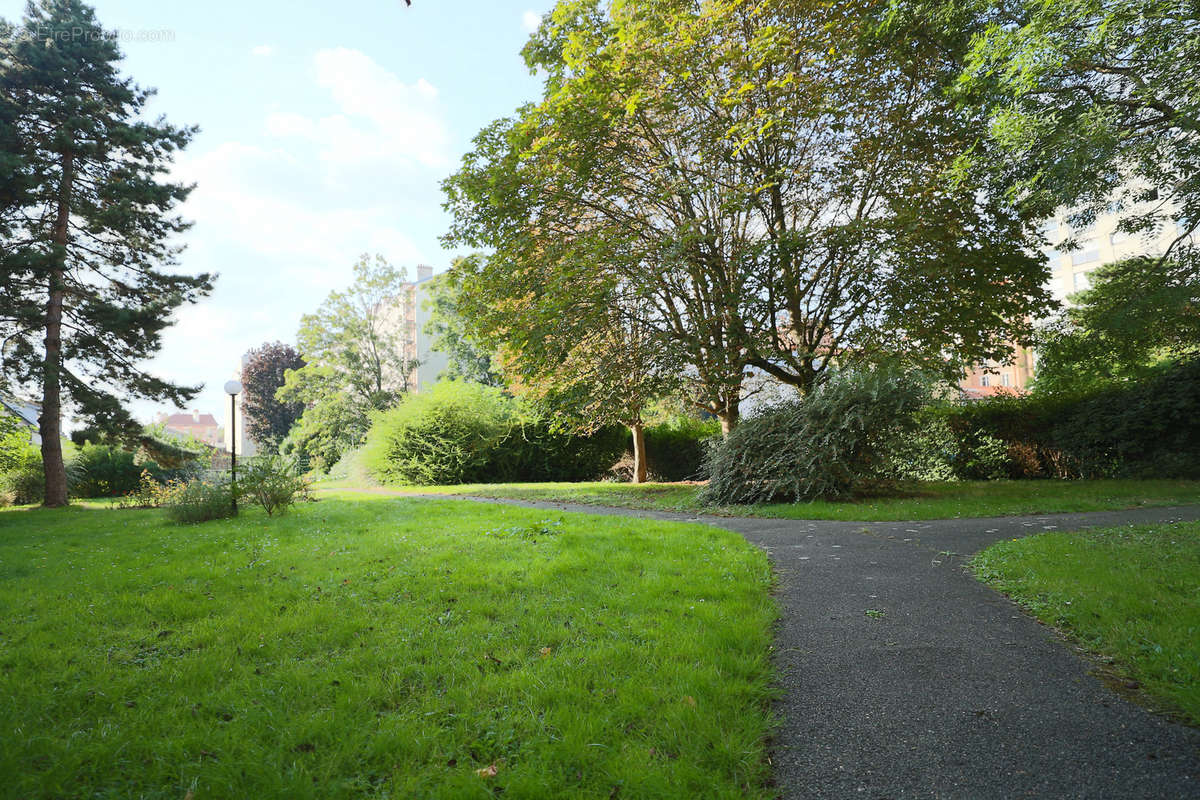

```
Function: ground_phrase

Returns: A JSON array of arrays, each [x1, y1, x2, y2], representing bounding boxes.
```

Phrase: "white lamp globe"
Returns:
[[224, 379, 243, 396]]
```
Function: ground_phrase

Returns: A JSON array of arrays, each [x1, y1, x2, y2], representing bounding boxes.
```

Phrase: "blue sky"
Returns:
[[0, 0, 548, 422]]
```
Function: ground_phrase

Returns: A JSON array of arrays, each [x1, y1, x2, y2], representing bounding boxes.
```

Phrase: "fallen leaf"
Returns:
[[539, 647, 552, 657], [683, 696, 696, 707], [476, 762, 499, 778]]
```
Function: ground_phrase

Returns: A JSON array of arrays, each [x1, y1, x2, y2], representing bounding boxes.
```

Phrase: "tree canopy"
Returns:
[[956, 0, 1199, 272], [241, 342, 305, 450], [279, 255, 419, 470], [1032, 256, 1200, 394], [0, 0, 210, 505], [443, 0, 1052, 431]]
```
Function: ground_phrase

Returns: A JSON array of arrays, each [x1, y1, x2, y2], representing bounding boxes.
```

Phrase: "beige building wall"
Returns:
[[1040, 209, 1188, 303]]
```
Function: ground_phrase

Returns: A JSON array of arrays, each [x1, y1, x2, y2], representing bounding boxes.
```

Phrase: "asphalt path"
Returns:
[[364, 491, 1200, 799]]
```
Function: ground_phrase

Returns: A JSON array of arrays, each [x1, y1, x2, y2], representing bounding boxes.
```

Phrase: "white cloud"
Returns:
[[522, 10, 542, 32], [173, 141, 424, 281], [265, 47, 450, 171], [144, 48, 450, 423], [251, 44, 275, 57]]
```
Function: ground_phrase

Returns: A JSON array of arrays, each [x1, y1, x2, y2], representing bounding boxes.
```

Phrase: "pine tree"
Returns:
[[0, 0, 212, 506]]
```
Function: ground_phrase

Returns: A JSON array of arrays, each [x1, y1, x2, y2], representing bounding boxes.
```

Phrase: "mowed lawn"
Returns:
[[974, 522, 1200, 725], [0, 495, 775, 799], [391, 479, 1200, 521]]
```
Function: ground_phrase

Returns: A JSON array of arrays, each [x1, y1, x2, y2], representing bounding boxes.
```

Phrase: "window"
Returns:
[[1071, 240, 1100, 266], [980, 374, 991, 387], [1073, 271, 1092, 292], [1002, 373, 1012, 387]]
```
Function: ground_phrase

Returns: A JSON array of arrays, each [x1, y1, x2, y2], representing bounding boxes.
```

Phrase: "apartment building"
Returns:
[[382, 263, 449, 391]]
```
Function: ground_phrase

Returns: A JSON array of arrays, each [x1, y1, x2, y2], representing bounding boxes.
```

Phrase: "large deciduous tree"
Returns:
[[241, 342, 305, 450], [278, 254, 419, 469], [956, 0, 1200, 272], [421, 257, 504, 387], [0, 0, 211, 506], [443, 0, 1051, 432]]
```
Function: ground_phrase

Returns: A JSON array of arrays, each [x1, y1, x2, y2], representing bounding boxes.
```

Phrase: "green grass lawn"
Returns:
[[974, 522, 1200, 725], [375, 479, 1200, 521], [0, 494, 775, 799]]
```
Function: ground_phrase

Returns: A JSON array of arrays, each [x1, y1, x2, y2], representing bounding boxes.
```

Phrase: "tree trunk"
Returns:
[[717, 401, 740, 436], [630, 422, 647, 484], [41, 151, 74, 507]]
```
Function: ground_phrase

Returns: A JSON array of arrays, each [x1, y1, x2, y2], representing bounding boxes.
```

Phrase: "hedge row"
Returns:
[[923, 357, 1200, 480], [363, 382, 627, 486]]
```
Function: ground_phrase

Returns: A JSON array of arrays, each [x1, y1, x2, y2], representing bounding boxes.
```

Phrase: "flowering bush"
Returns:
[[164, 477, 236, 524]]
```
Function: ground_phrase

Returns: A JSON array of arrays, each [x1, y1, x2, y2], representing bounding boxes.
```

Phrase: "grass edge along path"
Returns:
[[973, 521, 1200, 726], [0, 494, 777, 799], [361, 479, 1200, 522]]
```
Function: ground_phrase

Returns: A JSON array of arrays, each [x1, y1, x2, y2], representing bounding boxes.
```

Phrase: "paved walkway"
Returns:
[[372, 491, 1200, 798]]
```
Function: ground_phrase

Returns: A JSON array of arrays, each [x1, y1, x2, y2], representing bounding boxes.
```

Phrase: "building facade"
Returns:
[[158, 410, 223, 447]]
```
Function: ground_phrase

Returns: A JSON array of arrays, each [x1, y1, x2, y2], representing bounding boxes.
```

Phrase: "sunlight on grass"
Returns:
[[0, 495, 775, 799], [974, 522, 1200, 724]]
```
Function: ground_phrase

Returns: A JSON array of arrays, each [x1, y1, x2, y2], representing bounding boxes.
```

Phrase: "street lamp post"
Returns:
[[224, 379, 243, 514]]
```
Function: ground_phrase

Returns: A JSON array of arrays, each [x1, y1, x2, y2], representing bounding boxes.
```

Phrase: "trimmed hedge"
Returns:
[[363, 381, 627, 486], [640, 417, 721, 481], [914, 358, 1200, 480]]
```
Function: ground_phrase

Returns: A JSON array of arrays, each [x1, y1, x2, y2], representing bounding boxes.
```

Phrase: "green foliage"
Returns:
[[280, 255, 421, 469], [957, 0, 1199, 275], [239, 454, 310, 516], [0, 414, 32, 473], [241, 342, 306, 450], [363, 381, 626, 486], [0, 441, 44, 505], [421, 262, 503, 387], [278, 371, 368, 473], [164, 477, 236, 525], [69, 443, 149, 498], [444, 0, 1050, 430], [113, 470, 176, 510], [932, 359, 1200, 479], [0, 0, 211, 505], [702, 369, 933, 503], [1032, 257, 1200, 395], [641, 416, 721, 482]]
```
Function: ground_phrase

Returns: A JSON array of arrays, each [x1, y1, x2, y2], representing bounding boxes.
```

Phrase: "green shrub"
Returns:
[[363, 381, 626, 486], [932, 358, 1200, 480], [364, 382, 515, 485], [69, 443, 151, 498], [164, 477, 236, 524], [1, 452, 44, 506], [240, 454, 310, 516], [702, 368, 933, 504], [641, 416, 721, 481], [114, 470, 177, 510], [886, 412, 958, 482]]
